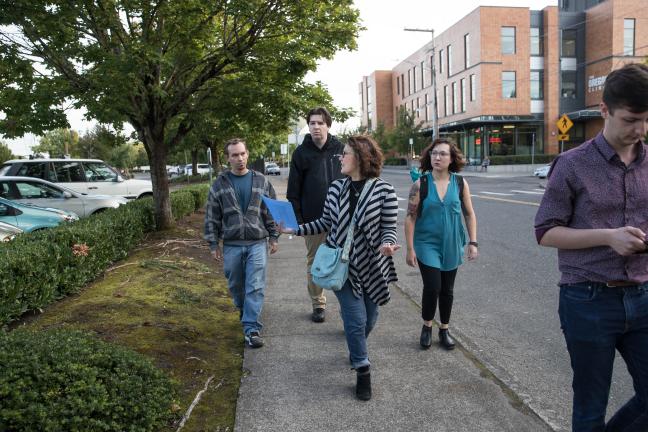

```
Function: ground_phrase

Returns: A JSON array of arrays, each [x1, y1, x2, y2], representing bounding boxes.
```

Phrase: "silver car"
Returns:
[[0, 177, 128, 218], [0, 221, 22, 242]]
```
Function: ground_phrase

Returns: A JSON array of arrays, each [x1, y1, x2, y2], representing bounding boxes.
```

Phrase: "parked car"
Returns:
[[0, 221, 23, 242], [265, 163, 281, 176], [0, 177, 127, 218], [0, 159, 153, 199], [0, 196, 79, 232], [533, 164, 552, 179], [182, 164, 211, 175]]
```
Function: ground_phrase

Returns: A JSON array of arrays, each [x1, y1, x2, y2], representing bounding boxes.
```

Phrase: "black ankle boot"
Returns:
[[356, 366, 371, 401], [439, 328, 455, 350], [420, 324, 433, 349]]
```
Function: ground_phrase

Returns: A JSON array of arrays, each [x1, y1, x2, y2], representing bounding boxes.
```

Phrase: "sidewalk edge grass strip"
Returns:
[[20, 220, 243, 432]]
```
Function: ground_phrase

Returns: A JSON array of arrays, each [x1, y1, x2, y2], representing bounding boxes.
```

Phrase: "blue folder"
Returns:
[[261, 196, 299, 231]]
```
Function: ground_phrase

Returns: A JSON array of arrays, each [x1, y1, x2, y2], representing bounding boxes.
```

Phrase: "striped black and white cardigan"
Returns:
[[296, 177, 399, 305]]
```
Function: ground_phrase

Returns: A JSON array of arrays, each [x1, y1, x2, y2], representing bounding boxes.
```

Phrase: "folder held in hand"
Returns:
[[261, 196, 299, 231]]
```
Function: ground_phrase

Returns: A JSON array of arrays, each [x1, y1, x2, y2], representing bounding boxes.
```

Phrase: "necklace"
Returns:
[[350, 181, 363, 197]]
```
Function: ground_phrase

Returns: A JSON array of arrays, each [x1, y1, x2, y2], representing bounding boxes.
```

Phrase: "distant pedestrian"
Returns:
[[535, 63, 648, 432], [204, 138, 279, 349], [480, 156, 490, 172], [287, 107, 345, 323], [281, 135, 400, 401], [404, 138, 479, 351]]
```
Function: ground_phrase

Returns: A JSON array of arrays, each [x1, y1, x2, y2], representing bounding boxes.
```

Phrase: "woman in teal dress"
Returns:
[[404, 138, 479, 350]]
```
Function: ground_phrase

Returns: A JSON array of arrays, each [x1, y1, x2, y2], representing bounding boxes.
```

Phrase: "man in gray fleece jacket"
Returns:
[[205, 138, 279, 348]]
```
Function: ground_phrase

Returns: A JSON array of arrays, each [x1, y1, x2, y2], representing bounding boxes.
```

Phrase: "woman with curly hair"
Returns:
[[404, 138, 479, 350], [281, 135, 400, 400]]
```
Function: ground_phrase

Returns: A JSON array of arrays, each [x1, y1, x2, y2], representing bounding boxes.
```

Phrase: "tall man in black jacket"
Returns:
[[287, 107, 345, 323]]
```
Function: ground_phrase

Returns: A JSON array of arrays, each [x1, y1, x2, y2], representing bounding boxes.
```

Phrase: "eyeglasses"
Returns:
[[335, 151, 354, 158], [430, 150, 451, 158]]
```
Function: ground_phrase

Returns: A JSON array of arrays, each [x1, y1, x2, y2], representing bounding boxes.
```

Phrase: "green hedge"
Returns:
[[0, 329, 176, 431], [488, 154, 556, 165], [0, 184, 210, 326]]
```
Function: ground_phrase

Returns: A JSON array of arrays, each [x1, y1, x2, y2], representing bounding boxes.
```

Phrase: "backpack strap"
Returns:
[[416, 173, 428, 218], [455, 174, 468, 216]]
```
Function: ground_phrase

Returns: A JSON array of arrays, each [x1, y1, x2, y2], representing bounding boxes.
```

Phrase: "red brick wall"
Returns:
[[543, 6, 560, 154]]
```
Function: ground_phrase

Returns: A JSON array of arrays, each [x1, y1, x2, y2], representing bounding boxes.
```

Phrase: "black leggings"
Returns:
[[418, 260, 457, 324]]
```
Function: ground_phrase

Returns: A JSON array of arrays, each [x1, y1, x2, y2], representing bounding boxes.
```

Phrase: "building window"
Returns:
[[530, 28, 542, 56], [502, 71, 516, 98], [562, 71, 576, 98], [452, 82, 458, 114], [430, 56, 434, 86], [439, 48, 444, 75], [416, 97, 420, 118], [407, 69, 412, 95], [396, 76, 400, 96], [447, 45, 453, 76], [531, 70, 544, 99], [421, 61, 426, 88], [624, 18, 635, 56], [401, 73, 405, 96], [460, 78, 466, 112], [444, 85, 449, 116], [464, 34, 470, 68], [425, 93, 429, 121], [413, 66, 417, 92], [501, 27, 516, 54], [562, 29, 576, 57], [470, 74, 476, 101]]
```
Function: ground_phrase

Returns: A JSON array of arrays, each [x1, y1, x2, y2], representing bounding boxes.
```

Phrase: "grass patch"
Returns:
[[20, 212, 243, 432]]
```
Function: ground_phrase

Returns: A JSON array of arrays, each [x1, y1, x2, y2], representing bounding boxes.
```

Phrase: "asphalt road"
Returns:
[[380, 167, 633, 431]]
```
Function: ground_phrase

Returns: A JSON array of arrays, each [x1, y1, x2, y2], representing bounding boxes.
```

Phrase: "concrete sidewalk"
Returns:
[[234, 177, 552, 432]]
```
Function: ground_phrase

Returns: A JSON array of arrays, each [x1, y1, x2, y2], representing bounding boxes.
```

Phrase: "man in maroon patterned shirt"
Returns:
[[535, 63, 648, 432]]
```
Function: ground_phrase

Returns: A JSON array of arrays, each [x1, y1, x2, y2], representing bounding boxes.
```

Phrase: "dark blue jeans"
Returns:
[[334, 280, 379, 370], [559, 282, 648, 432]]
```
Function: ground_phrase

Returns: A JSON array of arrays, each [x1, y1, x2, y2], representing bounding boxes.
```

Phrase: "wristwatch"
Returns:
[[468, 241, 478, 247]]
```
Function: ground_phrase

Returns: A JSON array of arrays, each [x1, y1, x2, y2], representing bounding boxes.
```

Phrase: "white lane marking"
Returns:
[[472, 194, 540, 207], [398, 208, 405, 212], [510, 189, 544, 195], [480, 191, 515, 196], [397, 197, 407, 201], [533, 188, 546, 192]]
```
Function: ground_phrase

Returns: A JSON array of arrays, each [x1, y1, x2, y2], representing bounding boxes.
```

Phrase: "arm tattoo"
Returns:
[[406, 182, 420, 217]]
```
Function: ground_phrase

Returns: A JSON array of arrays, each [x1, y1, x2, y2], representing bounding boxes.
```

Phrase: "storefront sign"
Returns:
[[588, 75, 606, 93]]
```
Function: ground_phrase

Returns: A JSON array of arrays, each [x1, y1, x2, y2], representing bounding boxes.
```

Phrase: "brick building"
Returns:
[[358, 0, 648, 161]]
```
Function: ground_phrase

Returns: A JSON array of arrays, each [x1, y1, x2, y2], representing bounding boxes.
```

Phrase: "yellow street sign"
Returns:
[[557, 114, 573, 134], [558, 134, 569, 141]]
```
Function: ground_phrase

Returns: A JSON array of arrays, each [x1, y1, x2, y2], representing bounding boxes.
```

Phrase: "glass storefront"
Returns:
[[439, 123, 544, 162]]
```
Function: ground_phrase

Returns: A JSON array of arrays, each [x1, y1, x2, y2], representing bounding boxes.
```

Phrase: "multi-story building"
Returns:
[[358, 0, 648, 161]]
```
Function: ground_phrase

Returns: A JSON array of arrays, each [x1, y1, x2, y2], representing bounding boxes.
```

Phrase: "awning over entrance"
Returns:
[[565, 109, 601, 120]]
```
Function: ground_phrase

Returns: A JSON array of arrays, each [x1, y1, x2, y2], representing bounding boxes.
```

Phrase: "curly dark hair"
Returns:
[[419, 138, 466, 173], [346, 135, 384, 178]]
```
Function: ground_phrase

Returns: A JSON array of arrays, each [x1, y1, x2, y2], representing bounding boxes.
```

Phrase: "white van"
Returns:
[[0, 159, 153, 199]]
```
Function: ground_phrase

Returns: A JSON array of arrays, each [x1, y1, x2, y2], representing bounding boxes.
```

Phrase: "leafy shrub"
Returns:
[[0, 188, 207, 325], [183, 183, 210, 211], [170, 190, 196, 220], [488, 154, 556, 165], [0, 329, 177, 431], [384, 157, 408, 166], [169, 173, 211, 184]]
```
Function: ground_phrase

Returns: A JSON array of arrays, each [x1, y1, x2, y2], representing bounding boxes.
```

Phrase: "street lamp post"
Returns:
[[404, 28, 439, 141]]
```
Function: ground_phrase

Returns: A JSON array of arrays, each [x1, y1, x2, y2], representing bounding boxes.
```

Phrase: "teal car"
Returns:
[[0, 196, 79, 232]]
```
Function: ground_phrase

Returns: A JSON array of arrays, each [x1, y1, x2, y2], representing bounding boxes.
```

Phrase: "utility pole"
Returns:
[[404, 28, 438, 141]]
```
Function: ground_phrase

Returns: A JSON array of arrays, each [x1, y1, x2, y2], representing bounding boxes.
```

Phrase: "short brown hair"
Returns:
[[419, 138, 466, 173], [306, 107, 332, 127], [346, 135, 384, 178], [224, 138, 247, 156], [603, 63, 648, 114]]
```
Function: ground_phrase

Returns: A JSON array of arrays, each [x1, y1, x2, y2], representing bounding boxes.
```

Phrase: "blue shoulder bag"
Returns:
[[311, 179, 376, 291]]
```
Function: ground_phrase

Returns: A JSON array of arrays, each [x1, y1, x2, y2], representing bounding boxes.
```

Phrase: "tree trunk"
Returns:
[[190, 149, 198, 175], [148, 139, 174, 230]]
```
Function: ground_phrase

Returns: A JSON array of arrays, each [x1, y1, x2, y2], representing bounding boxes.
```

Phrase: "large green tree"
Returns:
[[0, 1, 359, 228], [32, 128, 79, 158]]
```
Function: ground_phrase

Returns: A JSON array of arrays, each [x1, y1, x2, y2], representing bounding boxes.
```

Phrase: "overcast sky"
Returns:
[[5, 0, 556, 156]]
